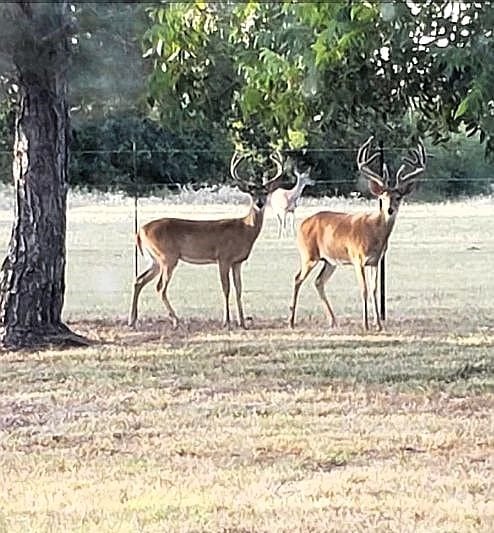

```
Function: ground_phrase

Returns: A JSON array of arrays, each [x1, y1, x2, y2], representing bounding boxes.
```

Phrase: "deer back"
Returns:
[[298, 210, 392, 266], [138, 208, 265, 266]]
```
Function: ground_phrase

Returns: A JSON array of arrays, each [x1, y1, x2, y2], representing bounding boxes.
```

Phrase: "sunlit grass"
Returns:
[[1, 321, 493, 532]]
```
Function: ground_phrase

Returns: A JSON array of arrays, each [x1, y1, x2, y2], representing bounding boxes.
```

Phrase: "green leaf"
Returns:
[[242, 87, 262, 114], [454, 97, 470, 120], [287, 128, 307, 149]]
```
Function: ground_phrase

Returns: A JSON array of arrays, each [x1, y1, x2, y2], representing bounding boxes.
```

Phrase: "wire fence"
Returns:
[[58, 194, 494, 322], [0, 148, 492, 322], [0, 146, 494, 188]]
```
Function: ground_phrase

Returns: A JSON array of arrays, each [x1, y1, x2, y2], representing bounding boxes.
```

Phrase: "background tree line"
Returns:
[[1, 1, 493, 199]]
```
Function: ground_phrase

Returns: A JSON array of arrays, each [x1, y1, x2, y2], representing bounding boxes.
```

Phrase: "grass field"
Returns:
[[0, 193, 493, 532]]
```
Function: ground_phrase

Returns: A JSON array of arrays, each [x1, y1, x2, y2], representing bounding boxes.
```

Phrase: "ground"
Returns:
[[0, 193, 493, 532]]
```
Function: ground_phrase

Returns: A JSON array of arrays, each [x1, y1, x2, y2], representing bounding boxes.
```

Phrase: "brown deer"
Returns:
[[289, 136, 426, 331], [128, 151, 284, 329]]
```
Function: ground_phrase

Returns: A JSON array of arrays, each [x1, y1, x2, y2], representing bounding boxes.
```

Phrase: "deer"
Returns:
[[269, 165, 314, 238], [289, 136, 426, 331], [128, 151, 284, 330]]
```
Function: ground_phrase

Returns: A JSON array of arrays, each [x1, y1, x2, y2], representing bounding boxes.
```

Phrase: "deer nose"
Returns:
[[388, 208, 394, 216]]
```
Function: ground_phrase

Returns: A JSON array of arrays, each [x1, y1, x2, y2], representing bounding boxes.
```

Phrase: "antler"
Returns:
[[262, 150, 283, 190], [230, 151, 247, 182], [356, 136, 388, 188], [230, 150, 284, 195], [395, 140, 427, 186], [230, 151, 260, 195]]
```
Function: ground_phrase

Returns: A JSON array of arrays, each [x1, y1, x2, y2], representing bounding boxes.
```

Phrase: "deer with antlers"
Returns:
[[269, 165, 314, 238], [289, 136, 426, 331], [128, 151, 284, 329]]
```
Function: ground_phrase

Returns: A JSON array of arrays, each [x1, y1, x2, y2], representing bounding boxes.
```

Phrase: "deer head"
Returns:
[[357, 136, 427, 217], [293, 164, 315, 188], [230, 150, 284, 207]]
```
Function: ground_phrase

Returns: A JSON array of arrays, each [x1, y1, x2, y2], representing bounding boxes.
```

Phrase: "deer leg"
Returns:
[[369, 265, 382, 331], [276, 213, 283, 239], [219, 261, 231, 328], [231, 262, 246, 329], [290, 211, 296, 236], [159, 261, 180, 329], [314, 260, 338, 327], [289, 258, 318, 328], [354, 263, 369, 331], [128, 260, 160, 327]]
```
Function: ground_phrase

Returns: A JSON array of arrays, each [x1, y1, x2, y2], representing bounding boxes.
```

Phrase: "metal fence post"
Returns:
[[132, 141, 138, 279], [379, 139, 386, 321]]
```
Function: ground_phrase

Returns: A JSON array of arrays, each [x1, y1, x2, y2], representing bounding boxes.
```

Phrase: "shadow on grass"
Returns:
[[55, 317, 494, 394]]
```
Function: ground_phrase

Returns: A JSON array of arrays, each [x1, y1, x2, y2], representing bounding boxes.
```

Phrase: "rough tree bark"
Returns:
[[0, 2, 86, 349]]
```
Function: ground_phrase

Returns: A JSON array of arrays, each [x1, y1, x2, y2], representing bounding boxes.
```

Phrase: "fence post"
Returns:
[[379, 139, 386, 321], [132, 141, 138, 279]]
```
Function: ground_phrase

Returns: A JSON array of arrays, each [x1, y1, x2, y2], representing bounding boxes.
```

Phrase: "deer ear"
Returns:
[[368, 180, 385, 197]]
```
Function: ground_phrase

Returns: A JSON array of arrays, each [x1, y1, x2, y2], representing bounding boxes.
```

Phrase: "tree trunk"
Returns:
[[0, 2, 86, 349]]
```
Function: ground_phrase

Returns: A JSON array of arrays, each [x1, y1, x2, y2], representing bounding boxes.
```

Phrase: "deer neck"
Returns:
[[288, 178, 305, 199], [376, 202, 397, 236], [243, 197, 265, 231]]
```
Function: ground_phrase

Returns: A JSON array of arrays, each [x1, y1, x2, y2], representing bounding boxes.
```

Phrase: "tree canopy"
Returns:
[[144, 1, 494, 156], [1, 2, 493, 197]]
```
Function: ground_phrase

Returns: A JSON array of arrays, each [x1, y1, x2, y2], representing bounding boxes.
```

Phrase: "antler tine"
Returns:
[[396, 139, 427, 184], [270, 149, 283, 165], [383, 163, 390, 184], [264, 150, 284, 186], [356, 136, 387, 187], [230, 151, 246, 182]]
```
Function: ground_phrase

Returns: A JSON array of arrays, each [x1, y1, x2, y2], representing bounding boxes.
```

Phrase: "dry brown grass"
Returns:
[[1, 317, 493, 532]]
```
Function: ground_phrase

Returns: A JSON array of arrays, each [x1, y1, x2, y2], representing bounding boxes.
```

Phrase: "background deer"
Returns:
[[269, 165, 314, 238], [128, 151, 284, 329], [289, 136, 426, 331]]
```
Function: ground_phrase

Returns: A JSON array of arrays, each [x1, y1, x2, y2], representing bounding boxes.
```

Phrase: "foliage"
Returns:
[[69, 2, 151, 118], [1, 1, 493, 198], [69, 113, 230, 194], [422, 134, 494, 197], [413, 2, 494, 153], [144, 1, 494, 161]]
